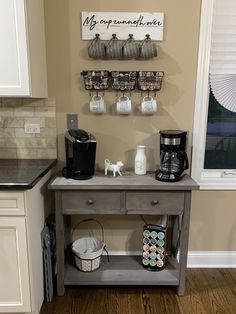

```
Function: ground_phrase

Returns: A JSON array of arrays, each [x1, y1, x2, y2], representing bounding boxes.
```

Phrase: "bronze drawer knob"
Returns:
[[87, 199, 94, 205], [151, 200, 159, 206]]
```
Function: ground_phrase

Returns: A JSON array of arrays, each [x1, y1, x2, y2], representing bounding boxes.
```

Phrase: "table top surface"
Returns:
[[49, 172, 199, 191], [0, 159, 57, 190]]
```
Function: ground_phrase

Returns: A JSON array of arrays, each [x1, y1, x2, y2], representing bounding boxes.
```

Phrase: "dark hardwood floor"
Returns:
[[40, 269, 236, 314]]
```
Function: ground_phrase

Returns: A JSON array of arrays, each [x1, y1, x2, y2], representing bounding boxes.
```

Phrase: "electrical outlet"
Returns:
[[24, 123, 41, 134], [67, 113, 78, 130]]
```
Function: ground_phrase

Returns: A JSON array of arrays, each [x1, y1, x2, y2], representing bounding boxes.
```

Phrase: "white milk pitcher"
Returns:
[[134, 145, 147, 175]]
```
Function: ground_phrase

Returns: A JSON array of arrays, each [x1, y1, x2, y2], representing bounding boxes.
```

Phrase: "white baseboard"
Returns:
[[105, 251, 236, 268], [186, 251, 236, 268]]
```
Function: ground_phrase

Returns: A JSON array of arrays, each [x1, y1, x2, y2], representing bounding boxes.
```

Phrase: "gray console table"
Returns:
[[49, 172, 199, 296]]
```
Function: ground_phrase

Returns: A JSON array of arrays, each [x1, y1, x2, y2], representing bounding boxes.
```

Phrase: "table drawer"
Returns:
[[62, 191, 122, 214], [0, 192, 25, 216], [126, 192, 184, 214]]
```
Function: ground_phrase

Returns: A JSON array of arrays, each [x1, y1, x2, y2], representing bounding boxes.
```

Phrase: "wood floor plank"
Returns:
[[40, 269, 236, 314]]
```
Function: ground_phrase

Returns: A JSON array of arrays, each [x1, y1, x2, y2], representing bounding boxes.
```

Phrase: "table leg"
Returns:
[[171, 215, 181, 258], [55, 191, 65, 296], [177, 191, 191, 296]]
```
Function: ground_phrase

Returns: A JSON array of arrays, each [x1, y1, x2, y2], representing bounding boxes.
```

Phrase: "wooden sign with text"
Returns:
[[81, 12, 164, 41]]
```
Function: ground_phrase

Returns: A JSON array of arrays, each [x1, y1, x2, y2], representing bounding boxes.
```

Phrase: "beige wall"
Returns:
[[44, 0, 236, 251]]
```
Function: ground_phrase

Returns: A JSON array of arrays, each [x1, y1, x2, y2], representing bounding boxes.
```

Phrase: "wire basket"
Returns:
[[137, 71, 164, 91], [111, 71, 137, 91], [71, 218, 106, 272], [81, 70, 109, 90]]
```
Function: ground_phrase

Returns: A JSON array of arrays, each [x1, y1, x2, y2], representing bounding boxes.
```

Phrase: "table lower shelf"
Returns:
[[64, 255, 180, 286]]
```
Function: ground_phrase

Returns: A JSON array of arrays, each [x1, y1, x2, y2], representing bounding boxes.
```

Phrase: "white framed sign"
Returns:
[[81, 12, 164, 41]]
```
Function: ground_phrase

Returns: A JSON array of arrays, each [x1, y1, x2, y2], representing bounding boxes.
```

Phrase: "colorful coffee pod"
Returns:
[[157, 239, 165, 247], [150, 238, 157, 245], [143, 244, 150, 252], [143, 237, 150, 244], [150, 259, 156, 267], [142, 258, 150, 266], [143, 251, 150, 259], [157, 253, 165, 260], [150, 252, 157, 260], [157, 246, 164, 254], [156, 260, 164, 267], [150, 231, 158, 239], [150, 245, 157, 253], [143, 230, 151, 238], [157, 232, 165, 240]]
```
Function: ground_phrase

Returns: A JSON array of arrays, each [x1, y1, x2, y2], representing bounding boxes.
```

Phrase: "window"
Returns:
[[204, 89, 236, 170], [191, 0, 236, 189]]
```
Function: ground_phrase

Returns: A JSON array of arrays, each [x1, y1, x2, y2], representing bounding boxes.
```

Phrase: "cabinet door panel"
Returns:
[[0, 0, 30, 95], [0, 192, 25, 216], [0, 217, 31, 313]]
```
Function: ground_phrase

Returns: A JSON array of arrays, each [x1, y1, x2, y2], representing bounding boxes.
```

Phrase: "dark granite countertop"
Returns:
[[0, 159, 57, 190]]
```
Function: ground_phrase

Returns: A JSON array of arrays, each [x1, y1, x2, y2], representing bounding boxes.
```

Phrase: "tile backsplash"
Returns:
[[0, 98, 57, 159]]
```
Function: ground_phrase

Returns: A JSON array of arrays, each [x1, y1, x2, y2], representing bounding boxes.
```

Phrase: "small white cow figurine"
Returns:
[[104, 159, 124, 177]]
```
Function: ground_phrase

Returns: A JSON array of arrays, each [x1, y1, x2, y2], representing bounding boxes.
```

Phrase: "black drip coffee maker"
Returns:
[[155, 130, 189, 182]]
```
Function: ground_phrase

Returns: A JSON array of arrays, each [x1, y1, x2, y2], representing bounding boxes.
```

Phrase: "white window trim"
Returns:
[[191, 0, 236, 190]]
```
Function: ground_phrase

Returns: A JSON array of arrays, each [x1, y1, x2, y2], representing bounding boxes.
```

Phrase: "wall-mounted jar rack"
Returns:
[[81, 70, 109, 90], [81, 71, 164, 92], [137, 71, 164, 91], [111, 71, 137, 91]]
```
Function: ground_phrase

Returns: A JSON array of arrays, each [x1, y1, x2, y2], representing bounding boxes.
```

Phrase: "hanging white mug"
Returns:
[[141, 95, 157, 115], [116, 95, 132, 114], [89, 94, 106, 114]]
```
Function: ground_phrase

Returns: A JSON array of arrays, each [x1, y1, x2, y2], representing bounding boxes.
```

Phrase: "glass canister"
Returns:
[[134, 145, 147, 175]]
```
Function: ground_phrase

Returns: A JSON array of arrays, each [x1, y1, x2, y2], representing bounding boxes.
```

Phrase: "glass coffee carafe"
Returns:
[[156, 130, 189, 182]]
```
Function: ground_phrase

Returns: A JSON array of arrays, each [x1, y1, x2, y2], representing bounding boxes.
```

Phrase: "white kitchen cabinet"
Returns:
[[0, 217, 31, 313], [0, 0, 48, 97], [0, 171, 52, 314]]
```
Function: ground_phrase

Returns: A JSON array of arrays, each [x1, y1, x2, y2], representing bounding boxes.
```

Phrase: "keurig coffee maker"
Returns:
[[155, 130, 189, 182], [63, 129, 96, 180]]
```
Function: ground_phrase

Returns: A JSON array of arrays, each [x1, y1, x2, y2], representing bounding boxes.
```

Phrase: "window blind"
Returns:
[[205, 0, 236, 172], [210, 0, 236, 112], [210, 0, 236, 74]]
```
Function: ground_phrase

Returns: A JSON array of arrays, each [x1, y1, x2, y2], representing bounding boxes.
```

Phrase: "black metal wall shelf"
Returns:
[[81, 71, 164, 92], [81, 70, 109, 90], [137, 71, 164, 91]]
